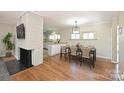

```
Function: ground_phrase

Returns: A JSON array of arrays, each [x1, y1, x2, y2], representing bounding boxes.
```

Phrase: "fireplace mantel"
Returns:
[[19, 46, 34, 50]]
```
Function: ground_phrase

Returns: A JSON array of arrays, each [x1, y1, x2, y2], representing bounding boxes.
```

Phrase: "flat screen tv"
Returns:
[[16, 24, 25, 39]]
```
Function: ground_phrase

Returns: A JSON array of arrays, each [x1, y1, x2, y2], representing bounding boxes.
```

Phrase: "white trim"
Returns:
[[29, 11, 43, 17], [17, 11, 26, 19], [17, 11, 43, 19], [13, 54, 19, 60], [111, 60, 118, 63], [96, 55, 111, 59], [118, 71, 124, 81], [0, 54, 5, 57], [118, 74, 122, 81]]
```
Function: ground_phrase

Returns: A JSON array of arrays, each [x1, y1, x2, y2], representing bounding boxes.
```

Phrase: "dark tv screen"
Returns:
[[16, 24, 25, 39]]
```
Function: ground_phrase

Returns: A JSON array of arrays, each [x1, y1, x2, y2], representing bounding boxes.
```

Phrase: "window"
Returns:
[[57, 34, 60, 39], [49, 34, 60, 40], [71, 30, 80, 39], [49, 35, 54, 40], [71, 33, 80, 39], [83, 32, 95, 39]]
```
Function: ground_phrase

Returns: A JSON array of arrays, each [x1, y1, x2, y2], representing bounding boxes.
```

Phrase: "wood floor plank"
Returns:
[[10, 55, 117, 81]]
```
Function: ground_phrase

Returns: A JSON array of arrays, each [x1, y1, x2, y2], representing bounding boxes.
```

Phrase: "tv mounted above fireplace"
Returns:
[[16, 24, 25, 39]]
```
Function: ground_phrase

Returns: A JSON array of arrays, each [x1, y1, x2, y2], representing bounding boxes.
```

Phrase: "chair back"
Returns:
[[79, 45, 84, 49], [81, 47, 91, 58], [88, 45, 95, 49], [70, 47, 77, 55], [61, 46, 66, 53]]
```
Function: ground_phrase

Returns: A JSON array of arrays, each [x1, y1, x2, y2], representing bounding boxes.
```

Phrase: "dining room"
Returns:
[[40, 11, 119, 80]]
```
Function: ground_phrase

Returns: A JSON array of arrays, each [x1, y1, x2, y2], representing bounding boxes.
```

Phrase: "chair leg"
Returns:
[[88, 59, 92, 70], [77, 56, 79, 64], [90, 57, 95, 68], [60, 53, 62, 59], [93, 59, 95, 68], [69, 55, 71, 63], [76, 56, 77, 64], [90, 64, 91, 69], [80, 61, 82, 66], [93, 63, 95, 68], [64, 53, 66, 61], [80, 57, 83, 66]]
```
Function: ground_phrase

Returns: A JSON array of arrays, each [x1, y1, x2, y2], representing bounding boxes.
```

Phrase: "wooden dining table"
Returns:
[[65, 46, 96, 63]]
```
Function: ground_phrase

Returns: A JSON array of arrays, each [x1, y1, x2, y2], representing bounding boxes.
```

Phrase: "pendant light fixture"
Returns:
[[72, 20, 80, 34]]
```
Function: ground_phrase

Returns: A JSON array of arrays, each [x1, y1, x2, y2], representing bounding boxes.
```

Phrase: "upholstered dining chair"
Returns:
[[68, 46, 78, 63], [60, 46, 66, 59], [79, 44, 83, 48], [60, 46, 69, 60], [88, 45, 95, 49], [88, 45, 96, 62], [80, 47, 94, 69]]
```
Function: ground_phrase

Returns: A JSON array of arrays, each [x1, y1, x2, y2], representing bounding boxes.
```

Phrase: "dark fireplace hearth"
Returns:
[[5, 60, 27, 75], [5, 48, 33, 75], [20, 48, 33, 68]]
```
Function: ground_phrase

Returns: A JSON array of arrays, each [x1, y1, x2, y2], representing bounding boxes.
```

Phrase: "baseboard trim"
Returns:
[[111, 60, 118, 63], [96, 56, 111, 62], [96, 55, 111, 59], [13, 54, 19, 60], [0, 54, 5, 57]]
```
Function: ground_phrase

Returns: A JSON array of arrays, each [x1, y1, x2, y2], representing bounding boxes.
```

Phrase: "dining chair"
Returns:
[[69, 46, 78, 63], [80, 47, 94, 69], [88, 45, 96, 64], [60, 46, 68, 60], [88, 45, 95, 49]]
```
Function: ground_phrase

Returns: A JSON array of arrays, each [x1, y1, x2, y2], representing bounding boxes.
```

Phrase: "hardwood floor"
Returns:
[[0, 55, 16, 62], [10, 55, 117, 81]]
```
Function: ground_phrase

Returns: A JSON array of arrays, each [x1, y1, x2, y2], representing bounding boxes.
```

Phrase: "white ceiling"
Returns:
[[0, 11, 120, 31]]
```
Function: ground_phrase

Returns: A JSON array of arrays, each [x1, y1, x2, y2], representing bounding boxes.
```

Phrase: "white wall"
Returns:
[[0, 23, 15, 57], [59, 23, 112, 59], [15, 12, 43, 66], [111, 17, 118, 63]]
